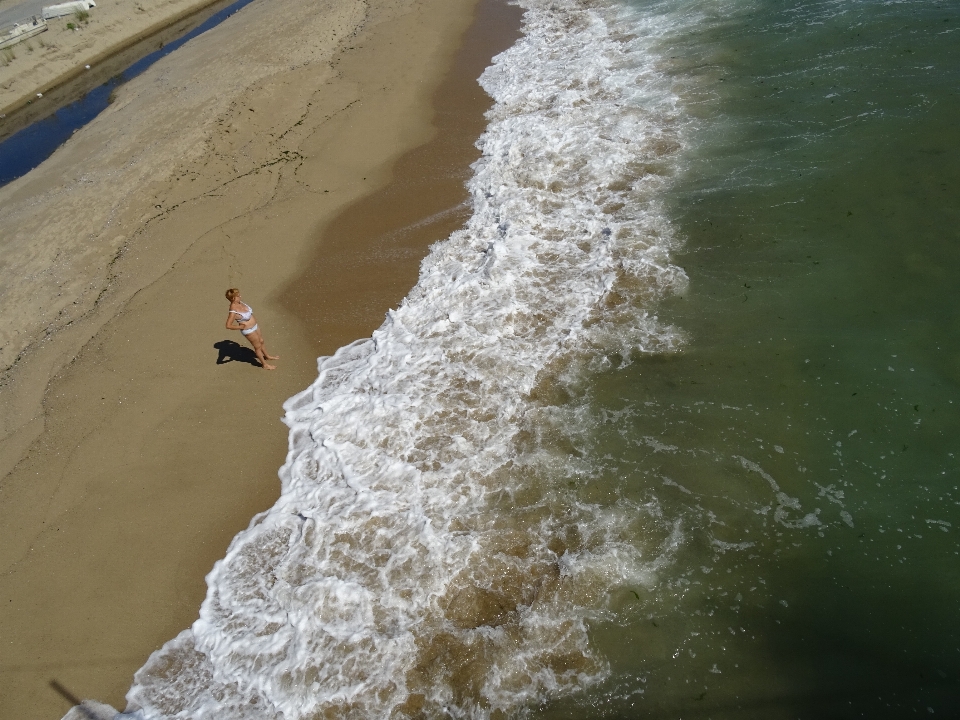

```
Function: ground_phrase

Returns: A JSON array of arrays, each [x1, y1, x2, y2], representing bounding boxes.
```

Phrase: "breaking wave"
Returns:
[[125, 0, 692, 716]]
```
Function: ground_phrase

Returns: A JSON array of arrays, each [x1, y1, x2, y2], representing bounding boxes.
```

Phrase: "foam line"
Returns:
[[125, 1, 691, 717]]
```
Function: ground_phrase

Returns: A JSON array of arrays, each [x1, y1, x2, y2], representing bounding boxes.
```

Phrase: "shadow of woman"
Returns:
[[213, 339, 262, 367]]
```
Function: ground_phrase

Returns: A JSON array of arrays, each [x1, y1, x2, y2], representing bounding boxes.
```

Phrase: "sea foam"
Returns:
[[125, 0, 690, 717]]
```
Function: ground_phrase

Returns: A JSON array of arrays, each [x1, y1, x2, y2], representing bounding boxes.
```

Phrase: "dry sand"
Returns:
[[0, 0, 520, 715], [0, 0, 227, 117]]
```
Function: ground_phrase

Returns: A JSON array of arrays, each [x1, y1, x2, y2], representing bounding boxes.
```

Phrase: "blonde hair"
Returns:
[[225, 288, 240, 302]]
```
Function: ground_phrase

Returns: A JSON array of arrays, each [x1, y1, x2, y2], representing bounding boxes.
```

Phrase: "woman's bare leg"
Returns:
[[256, 345, 276, 370], [261, 342, 279, 361], [251, 329, 279, 360], [246, 334, 276, 370]]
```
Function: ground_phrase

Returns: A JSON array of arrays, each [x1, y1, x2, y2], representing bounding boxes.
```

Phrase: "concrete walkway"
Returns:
[[1, 1, 56, 28]]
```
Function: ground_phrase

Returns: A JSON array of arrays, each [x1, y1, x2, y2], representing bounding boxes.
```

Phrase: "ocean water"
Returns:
[[122, 0, 960, 718]]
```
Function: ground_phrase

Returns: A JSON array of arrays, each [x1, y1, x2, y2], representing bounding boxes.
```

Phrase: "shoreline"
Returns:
[[280, 0, 524, 350], [0, 0, 520, 715]]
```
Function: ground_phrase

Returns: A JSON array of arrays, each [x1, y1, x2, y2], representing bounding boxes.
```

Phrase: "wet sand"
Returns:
[[0, 0, 520, 716], [279, 0, 523, 348]]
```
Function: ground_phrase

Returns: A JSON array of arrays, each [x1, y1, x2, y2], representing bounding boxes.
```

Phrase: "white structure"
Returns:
[[41, 0, 95, 20], [0, 16, 47, 50]]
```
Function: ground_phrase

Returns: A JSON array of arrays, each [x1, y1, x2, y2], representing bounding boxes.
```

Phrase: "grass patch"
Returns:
[[74, 8, 89, 23]]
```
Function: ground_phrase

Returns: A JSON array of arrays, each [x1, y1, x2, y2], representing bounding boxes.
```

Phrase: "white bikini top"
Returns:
[[229, 301, 253, 322]]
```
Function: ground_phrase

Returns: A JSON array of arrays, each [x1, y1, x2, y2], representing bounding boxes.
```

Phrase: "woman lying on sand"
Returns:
[[224, 288, 279, 370]]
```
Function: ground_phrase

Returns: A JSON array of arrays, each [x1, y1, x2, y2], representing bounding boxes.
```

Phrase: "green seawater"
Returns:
[[538, 0, 960, 716]]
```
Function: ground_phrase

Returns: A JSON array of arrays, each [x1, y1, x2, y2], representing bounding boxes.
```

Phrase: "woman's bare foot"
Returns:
[[265, 354, 280, 360], [262, 362, 277, 370]]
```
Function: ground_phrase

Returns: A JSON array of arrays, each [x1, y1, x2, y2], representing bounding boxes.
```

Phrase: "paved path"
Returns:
[[1, 1, 56, 28]]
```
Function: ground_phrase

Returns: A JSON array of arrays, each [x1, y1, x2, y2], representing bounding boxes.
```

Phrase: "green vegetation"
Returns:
[[74, 8, 89, 23]]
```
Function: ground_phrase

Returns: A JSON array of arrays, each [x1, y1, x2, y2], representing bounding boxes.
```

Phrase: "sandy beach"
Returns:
[[0, 0, 228, 119], [0, 0, 519, 715]]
